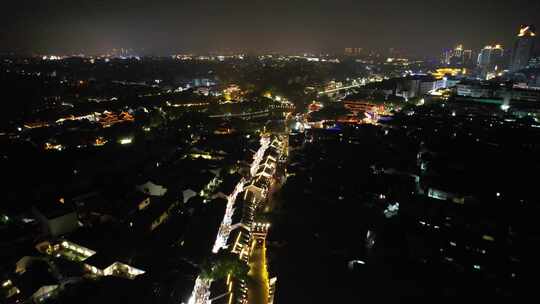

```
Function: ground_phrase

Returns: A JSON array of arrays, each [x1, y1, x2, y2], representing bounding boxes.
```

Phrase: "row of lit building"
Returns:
[[442, 25, 537, 75]]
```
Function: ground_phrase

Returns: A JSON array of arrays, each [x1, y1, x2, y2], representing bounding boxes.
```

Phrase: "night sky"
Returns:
[[1, 0, 539, 56]]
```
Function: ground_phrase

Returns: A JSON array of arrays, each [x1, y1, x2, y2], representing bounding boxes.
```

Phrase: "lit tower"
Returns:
[[510, 25, 536, 71], [490, 44, 504, 69], [477, 45, 493, 67], [463, 49, 473, 64], [454, 44, 463, 58], [477, 44, 504, 69]]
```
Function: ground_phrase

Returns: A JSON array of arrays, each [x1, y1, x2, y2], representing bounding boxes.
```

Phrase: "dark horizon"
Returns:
[[1, 0, 539, 56]]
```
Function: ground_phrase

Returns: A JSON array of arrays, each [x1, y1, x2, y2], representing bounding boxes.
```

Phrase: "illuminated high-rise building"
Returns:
[[344, 47, 363, 56], [490, 44, 504, 69], [477, 44, 504, 69], [478, 46, 492, 67], [463, 49, 473, 63], [510, 25, 536, 71], [491, 44, 504, 58], [443, 44, 472, 66], [454, 44, 463, 58], [442, 49, 453, 64]]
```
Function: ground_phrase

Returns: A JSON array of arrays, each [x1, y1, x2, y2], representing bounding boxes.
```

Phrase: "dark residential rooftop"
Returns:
[[33, 200, 76, 219]]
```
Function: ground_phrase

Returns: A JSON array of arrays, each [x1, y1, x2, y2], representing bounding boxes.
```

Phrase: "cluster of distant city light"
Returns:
[[42, 55, 63, 61]]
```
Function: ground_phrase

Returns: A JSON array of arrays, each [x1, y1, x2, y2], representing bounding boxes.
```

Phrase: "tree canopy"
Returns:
[[200, 252, 249, 281]]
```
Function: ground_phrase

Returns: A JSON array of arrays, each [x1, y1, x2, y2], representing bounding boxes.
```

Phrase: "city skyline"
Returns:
[[1, 0, 539, 56], [3, 2, 540, 304]]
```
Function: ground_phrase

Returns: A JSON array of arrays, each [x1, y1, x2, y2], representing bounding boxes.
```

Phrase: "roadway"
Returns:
[[317, 83, 364, 95], [247, 239, 270, 304]]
